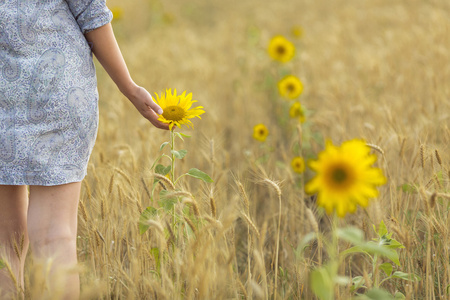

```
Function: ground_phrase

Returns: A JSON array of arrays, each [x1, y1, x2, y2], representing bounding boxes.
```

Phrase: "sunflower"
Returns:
[[278, 75, 303, 99], [291, 26, 303, 38], [305, 139, 386, 218], [253, 124, 269, 142], [291, 157, 305, 174], [267, 35, 295, 63], [154, 89, 205, 130], [289, 102, 306, 123]]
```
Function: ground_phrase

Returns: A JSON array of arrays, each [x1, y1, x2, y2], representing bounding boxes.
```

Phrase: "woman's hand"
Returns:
[[85, 24, 169, 130], [124, 84, 170, 130]]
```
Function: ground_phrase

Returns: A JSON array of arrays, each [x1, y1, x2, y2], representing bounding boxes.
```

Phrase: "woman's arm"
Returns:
[[85, 23, 169, 130]]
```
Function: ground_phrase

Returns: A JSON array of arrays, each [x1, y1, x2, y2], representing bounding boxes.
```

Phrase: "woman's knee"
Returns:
[[28, 226, 77, 258]]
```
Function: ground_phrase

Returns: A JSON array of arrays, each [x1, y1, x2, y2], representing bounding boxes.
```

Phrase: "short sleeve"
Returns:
[[65, 0, 113, 34]]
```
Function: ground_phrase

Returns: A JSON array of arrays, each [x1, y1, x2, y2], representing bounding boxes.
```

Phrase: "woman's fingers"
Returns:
[[143, 107, 170, 130], [141, 88, 163, 115], [128, 86, 169, 130]]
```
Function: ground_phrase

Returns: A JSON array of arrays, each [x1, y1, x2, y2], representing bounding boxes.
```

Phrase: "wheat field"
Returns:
[[19, 0, 450, 299]]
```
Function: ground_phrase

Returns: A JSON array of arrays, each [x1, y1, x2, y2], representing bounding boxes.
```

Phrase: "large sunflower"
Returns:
[[267, 35, 295, 63], [305, 139, 386, 217], [154, 89, 205, 130]]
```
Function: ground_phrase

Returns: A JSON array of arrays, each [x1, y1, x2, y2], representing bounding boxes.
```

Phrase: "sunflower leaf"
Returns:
[[171, 149, 187, 159], [391, 271, 421, 282], [187, 168, 213, 183], [174, 132, 191, 141], [138, 206, 158, 235], [158, 190, 178, 210], [178, 132, 191, 138], [355, 288, 394, 300], [155, 164, 171, 176], [310, 267, 334, 300], [159, 142, 169, 151], [337, 227, 364, 245], [379, 262, 393, 277]]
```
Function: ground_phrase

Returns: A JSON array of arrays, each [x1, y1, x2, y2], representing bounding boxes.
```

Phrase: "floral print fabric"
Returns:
[[0, 0, 112, 185]]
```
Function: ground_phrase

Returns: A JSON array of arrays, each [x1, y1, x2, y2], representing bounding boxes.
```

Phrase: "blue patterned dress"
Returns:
[[0, 0, 112, 185]]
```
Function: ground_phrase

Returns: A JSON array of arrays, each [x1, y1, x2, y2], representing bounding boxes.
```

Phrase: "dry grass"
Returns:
[[15, 0, 450, 298]]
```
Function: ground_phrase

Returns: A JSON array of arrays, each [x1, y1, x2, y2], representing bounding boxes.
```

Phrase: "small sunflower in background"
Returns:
[[111, 6, 124, 21], [278, 75, 303, 99], [305, 139, 386, 218], [267, 35, 295, 63], [253, 124, 269, 142], [291, 26, 303, 38], [291, 157, 305, 174], [289, 102, 306, 123], [154, 89, 205, 130]]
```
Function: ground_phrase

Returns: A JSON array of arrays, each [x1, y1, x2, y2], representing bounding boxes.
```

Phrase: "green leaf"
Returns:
[[0, 259, 5, 270], [138, 206, 158, 234], [385, 238, 405, 249], [150, 247, 161, 274], [337, 227, 364, 245], [351, 276, 365, 293], [159, 142, 169, 151], [365, 241, 401, 266], [310, 267, 334, 300], [356, 288, 394, 300], [187, 168, 213, 183], [171, 149, 187, 159], [391, 271, 421, 282], [399, 183, 417, 193], [178, 132, 191, 138], [379, 263, 393, 277], [174, 132, 191, 141], [158, 190, 178, 210], [340, 245, 370, 258], [394, 291, 406, 299], [377, 220, 388, 237], [155, 164, 171, 176]]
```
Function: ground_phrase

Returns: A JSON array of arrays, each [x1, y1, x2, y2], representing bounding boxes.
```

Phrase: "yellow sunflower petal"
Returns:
[[305, 138, 386, 218], [155, 89, 205, 129]]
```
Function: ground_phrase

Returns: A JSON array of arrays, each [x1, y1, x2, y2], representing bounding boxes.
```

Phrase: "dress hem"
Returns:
[[0, 170, 87, 186]]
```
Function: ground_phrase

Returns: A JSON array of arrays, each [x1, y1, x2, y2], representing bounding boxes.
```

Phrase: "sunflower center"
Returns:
[[332, 168, 347, 182], [276, 45, 286, 55], [162, 106, 186, 122], [326, 163, 355, 190], [259, 129, 266, 135], [286, 83, 296, 93]]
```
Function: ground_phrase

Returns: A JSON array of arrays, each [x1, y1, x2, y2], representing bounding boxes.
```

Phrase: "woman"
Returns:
[[0, 1, 168, 298]]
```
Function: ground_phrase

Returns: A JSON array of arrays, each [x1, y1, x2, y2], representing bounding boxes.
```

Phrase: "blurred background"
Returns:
[[71, 0, 450, 298]]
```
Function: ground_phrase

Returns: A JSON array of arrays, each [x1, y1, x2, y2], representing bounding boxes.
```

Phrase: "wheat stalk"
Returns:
[[241, 212, 260, 238]]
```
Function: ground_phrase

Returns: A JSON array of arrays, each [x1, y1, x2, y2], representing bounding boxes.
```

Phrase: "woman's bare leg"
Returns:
[[28, 182, 81, 299], [0, 185, 29, 298]]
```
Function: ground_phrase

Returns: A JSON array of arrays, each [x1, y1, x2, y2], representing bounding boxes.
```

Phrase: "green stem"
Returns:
[[330, 213, 339, 300], [373, 254, 379, 288], [378, 276, 391, 287], [170, 129, 175, 183], [174, 173, 188, 186]]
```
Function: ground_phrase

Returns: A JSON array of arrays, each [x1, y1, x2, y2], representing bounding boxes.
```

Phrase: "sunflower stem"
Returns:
[[170, 129, 175, 184]]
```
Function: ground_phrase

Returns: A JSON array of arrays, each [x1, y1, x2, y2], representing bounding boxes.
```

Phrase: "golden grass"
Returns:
[[10, 0, 450, 298]]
